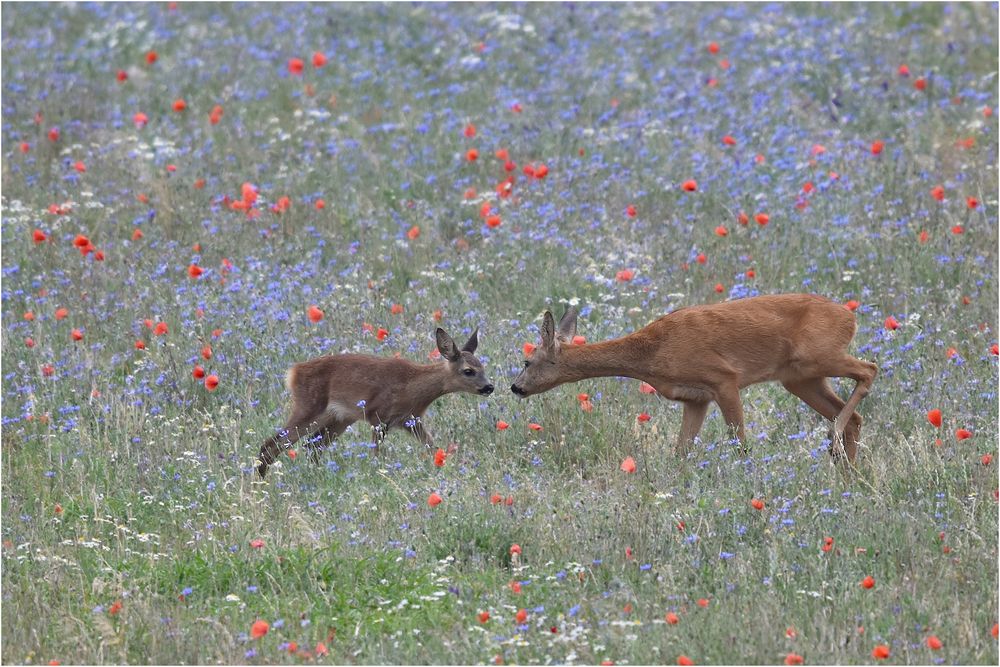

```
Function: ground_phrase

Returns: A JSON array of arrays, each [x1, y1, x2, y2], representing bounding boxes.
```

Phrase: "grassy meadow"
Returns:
[[1, 3, 998, 664]]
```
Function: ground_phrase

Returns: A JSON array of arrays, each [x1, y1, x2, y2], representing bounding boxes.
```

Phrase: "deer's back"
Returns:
[[287, 354, 426, 420], [645, 294, 856, 386]]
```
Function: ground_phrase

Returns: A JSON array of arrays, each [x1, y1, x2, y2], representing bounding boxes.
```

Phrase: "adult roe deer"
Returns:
[[510, 294, 877, 462], [257, 328, 494, 477]]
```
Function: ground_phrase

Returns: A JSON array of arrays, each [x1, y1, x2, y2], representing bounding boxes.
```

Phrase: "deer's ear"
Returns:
[[540, 311, 557, 352], [462, 328, 479, 354], [436, 328, 461, 362], [556, 307, 578, 343]]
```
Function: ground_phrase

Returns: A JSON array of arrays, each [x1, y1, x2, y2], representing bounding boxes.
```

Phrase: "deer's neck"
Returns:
[[405, 362, 453, 410], [559, 331, 657, 384]]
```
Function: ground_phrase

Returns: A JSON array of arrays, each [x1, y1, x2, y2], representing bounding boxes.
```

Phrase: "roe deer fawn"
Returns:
[[510, 294, 877, 462], [257, 328, 494, 477]]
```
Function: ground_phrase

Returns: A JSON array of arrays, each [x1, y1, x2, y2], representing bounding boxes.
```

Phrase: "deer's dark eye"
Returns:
[[523, 360, 532, 368], [462, 368, 476, 376]]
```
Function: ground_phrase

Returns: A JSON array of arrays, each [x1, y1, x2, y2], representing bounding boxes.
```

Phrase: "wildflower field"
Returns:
[[2, 3, 998, 665]]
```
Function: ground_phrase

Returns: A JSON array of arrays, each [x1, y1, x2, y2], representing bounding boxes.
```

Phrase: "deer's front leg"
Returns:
[[371, 422, 388, 456], [408, 418, 434, 449]]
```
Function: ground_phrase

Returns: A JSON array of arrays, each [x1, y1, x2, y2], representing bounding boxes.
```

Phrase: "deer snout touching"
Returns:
[[510, 383, 526, 396], [479, 383, 495, 395]]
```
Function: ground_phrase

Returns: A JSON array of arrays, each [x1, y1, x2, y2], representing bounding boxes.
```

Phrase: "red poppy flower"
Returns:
[[784, 654, 803, 666], [172, 98, 186, 112], [509, 544, 521, 555], [315, 198, 325, 210], [665, 612, 679, 625], [496, 420, 509, 431], [109, 600, 122, 615], [860, 575, 875, 589], [406, 225, 420, 240], [927, 409, 942, 428], [967, 197, 979, 209], [523, 342, 536, 356], [677, 656, 694, 666], [188, 264, 204, 279], [55, 307, 69, 320], [697, 598, 709, 608], [918, 230, 929, 244], [308, 306, 324, 323], [534, 163, 548, 178], [48, 127, 60, 142], [821, 536, 834, 552], [71, 329, 83, 342], [696, 253, 707, 265], [427, 492, 442, 507], [722, 135, 736, 146], [478, 611, 490, 623], [708, 41, 720, 54], [844, 300, 860, 311], [466, 149, 479, 162], [682, 179, 697, 192], [754, 213, 769, 226], [515, 609, 528, 624], [32, 229, 47, 244], [924, 635, 942, 650], [312, 51, 327, 68], [433, 449, 446, 467], [871, 645, 890, 660], [914, 77, 926, 91], [626, 204, 637, 217], [528, 423, 543, 431], [490, 493, 502, 504], [637, 412, 651, 423], [616, 269, 634, 282], [871, 140, 884, 155], [464, 123, 476, 138], [116, 69, 128, 82], [714, 225, 728, 237], [145, 50, 158, 65], [204, 375, 219, 391], [288, 58, 304, 75], [884, 316, 899, 330], [750, 498, 764, 511], [376, 327, 388, 341], [955, 428, 972, 440], [486, 215, 501, 228], [250, 620, 269, 639], [620, 456, 637, 473], [390, 304, 404, 315]]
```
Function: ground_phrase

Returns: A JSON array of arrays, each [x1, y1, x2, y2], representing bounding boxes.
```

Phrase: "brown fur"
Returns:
[[257, 328, 493, 477], [511, 294, 877, 462]]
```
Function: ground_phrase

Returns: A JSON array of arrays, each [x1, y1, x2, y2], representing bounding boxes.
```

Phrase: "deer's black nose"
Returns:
[[511, 384, 526, 396], [480, 384, 495, 395]]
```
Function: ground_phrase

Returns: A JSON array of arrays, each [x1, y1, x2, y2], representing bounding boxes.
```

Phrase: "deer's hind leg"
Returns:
[[830, 357, 877, 446], [303, 418, 351, 465], [258, 408, 337, 478], [782, 377, 862, 462]]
